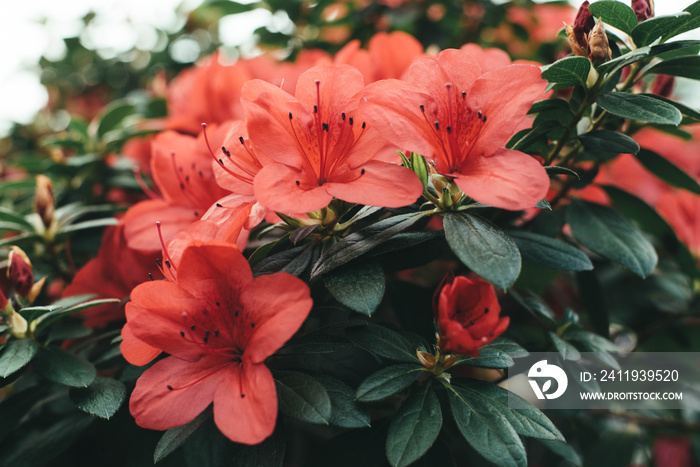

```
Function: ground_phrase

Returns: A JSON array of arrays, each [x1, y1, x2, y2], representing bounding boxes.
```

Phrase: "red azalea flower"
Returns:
[[361, 49, 549, 210], [123, 128, 229, 253], [125, 242, 312, 444], [8, 246, 34, 297], [241, 64, 423, 213], [436, 275, 509, 356]]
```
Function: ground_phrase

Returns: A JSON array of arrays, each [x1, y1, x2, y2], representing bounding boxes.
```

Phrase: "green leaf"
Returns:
[[576, 271, 610, 338], [648, 55, 700, 80], [602, 185, 697, 276], [0, 339, 38, 378], [252, 243, 318, 278], [598, 46, 650, 75], [96, 101, 136, 138], [275, 370, 331, 424], [509, 230, 593, 271], [348, 324, 419, 364], [635, 148, 700, 195], [549, 332, 582, 361], [578, 130, 640, 158], [69, 377, 126, 419], [356, 364, 423, 402], [230, 427, 286, 467], [661, 0, 700, 40], [35, 298, 120, 333], [324, 259, 385, 316], [311, 212, 427, 279], [0, 207, 32, 229], [0, 387, 45, 443], [58, 217, 119, 235], [447, 383, 526, 467], [588, 1, 638, 34], [33, 346, 96, 387], [508, 120, 561, 152], [631, 12, 691, 46], [540, 439, 583, 466], [386, 384, 442, 467], [541, 56, 591, 87], [443, 212, 521, 290], [154, 409, 211, 463], [456, 337, 529, 369], [641, 93, 700, 122], [316, 376, 371, 428], [595, 92, 682, 125], [566, 200, 657, 277], [545, 166, 580, 179]]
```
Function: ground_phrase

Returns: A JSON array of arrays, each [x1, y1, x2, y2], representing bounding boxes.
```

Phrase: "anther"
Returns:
[[241, 393, 246, 398], [462, 91, 466, 99], [167, 385, 173, 391], [239, 136, 244, 145], [221, 147, 231, 158], [349, 117, 354, 125], [362, 122, 366, 129], [165, 260, 171, 269], [322, 123, 329, 131], [214, 329, 220, 337], [156, 258, 162, 267], [215, 301, 220, 307], [216, 203, 223, 207], [435, 122, 440, 130], [477, 110, 482, 119], [314, 105, 318, 114], [180, 331, 185, 337], [148, 273, 154, 281], [251, 322, 255, 328], [235, 310, 240, 317], [420, 104, 425, 112], [470, 320, 475, 325], [295, 180, 300, 186], [198, 171, 203, 177], [190, 325, 196, 331], [483, 115, 487, 123], [341, 112, 346, 120], [361, 168, 366, 175], [446, 126, 452, 134], [484, 308, 489, 313], [194, 211, 198, 216]]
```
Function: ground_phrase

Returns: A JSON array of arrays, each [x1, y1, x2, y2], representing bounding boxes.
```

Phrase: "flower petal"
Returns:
[[130, 355, 228, 430], [466, 65, 546, 158], [120, 322, 161, 366], [242, 273, 313, 364], [124, 200, 201, 253], [324, 161, 423, 208], [455, 148, 549, 210], [407, 49, 482, 92], [213, 362, 277, 444], [254, 163, 333, 214]]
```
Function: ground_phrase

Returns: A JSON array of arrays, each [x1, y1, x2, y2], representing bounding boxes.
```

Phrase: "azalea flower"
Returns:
[[435, 274, 509, 356], [361, 48, 550, 210], [241, 64, 423, 213], [125, 242, 312, 444]]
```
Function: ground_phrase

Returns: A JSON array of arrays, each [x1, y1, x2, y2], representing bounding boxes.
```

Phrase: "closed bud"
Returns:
[[35, 175, 55, 230], [411, 153, 429, 190], [573, 1, 595, 48], [8, 246, 34, 297], [8, 310, 27, 338], [589, 20, 612, 63], [416, 350, 437, 371], [566, 25, 589, 57], [632, 0, 654, 22], [650, 74, 675, 98]]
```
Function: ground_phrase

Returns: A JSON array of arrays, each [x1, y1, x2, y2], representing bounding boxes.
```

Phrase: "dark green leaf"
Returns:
[[324, 259, 385, 316], [35, 298, 120, 333], [509, 230, 593, 271], [47, 323, 92, 343], [636, 148, 700, 195], [230, 426, 286, 467], [311, 212, 426, 279], [317, 376, 371, 428], [588, 1, 638, 34], [536, 200, 552, 210], [154, 409, 211, 463], [252, 243, 317, 277], [0, 387, 45, 443], [69, 377, 126, 419], [456, 338, 528, 369], [348, 324, 419, 364], [602, 185, 697, 276], [385, 384, 442, 467], [0, 207, 31, 229], [661, 0, 700, 40], [96, 101, 136, 138], [641, 93, 700, 123], [507, 120, 561, 152], [33, 346, 96, 387], [58, 217, 119, 234], [631, 12, 690, 46], [545, 166, 580, 179], [549, 332, 582, 361], [598, 47, 650, 75], [356, 364, 423, 402], [566, 200, 658, 277], [199, 0, 256, 16], [182, 418, 234, 467], [595, 92, 682, 125], [578, 130, 640, 158], [540, 439, 583, 466], [443, 212, 521, 290], [0, 339, 38, 378], [275, 370, 331, 424], [289, 224, 319, 245], [648, 55, 700, 80], [576, 271, 610, 338], [447, 383, 526, 467], [541, 56, 591, 87], [651, 39, 700, 58]]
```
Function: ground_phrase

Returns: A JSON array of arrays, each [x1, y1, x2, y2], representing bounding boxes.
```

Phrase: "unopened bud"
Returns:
[[573, 1, 595, 49], [566, 25, 589, 57], [27, 276, 46, 305], [650, 74, 675, 98], [589, 20, 612, 63], [442, 354, 460, 370], [35, 175, 55, 230], [587, 66, 600, 88], [417, 350, 437, 371], [632, 0, 654, 22], [8, 310, 27, 338], [0, 289, 8, 314], [411, 154, 429, 190], [8, 246, 34, 297]]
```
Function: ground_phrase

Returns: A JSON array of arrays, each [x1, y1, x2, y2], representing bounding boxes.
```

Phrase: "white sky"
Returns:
[[0, 0, 697, 135]]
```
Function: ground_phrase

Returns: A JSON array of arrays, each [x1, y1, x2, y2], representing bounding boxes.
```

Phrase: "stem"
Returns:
[[545, 91, 595, 166]]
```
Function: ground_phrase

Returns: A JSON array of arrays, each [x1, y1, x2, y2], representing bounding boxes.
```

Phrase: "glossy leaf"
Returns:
[[549, 332, 582, 361], [324, 259, 385, 316], [636, 148, 700, 195], [566, 200, 657, 277], [541, 56, 591, 87], [588, 1, 637, 34], [578, 130, 640, 158], [275, 370, 331, 424], [385, 384, 442, 467], [69, 377, 126, 420], [509, 230, 593, 271], [631, 12, 690, 46], [317, 376, 371, 428], [33, 346, 97, 388], [443, 212, 521, 290], [356, 364, 423, 402], [0, 339, 38, 378], [154, 409, 211, 463], [348, 324, 419, 364], [648, 55, 700, 80], [595, 92, 682, 125]]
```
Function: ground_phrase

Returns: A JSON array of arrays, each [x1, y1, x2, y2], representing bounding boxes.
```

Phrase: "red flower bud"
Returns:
[[436, 275, 509, 356], [573, 1, 595, 49], [632, 0, 654, 22], [8, 246, 34, 297], [650, 74, 675, 98], [34, 175, 55, 230]]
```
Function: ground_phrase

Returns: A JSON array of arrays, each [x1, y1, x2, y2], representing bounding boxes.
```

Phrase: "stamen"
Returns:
[[435, 122, 440, 130], [170, 152, 185, 190], [132, 167, 160, 199], [148, 273, 154, 281], [239, 136, 244, 144], [221, 146, 231, 158], [349, 117, 354, 125], [361, 168, 366, 175], [289, 112, 293, 120], [215, 301, 220, 307], [341, 112, 346, 120], [167, 385, 173, 391], [295, 180, 300, 186], [462, 91, 466, 99], [156, 221, 178, 271], [420, 104, 425, 112], [477, 110, 482, 119], [202, 123, 254, 184]]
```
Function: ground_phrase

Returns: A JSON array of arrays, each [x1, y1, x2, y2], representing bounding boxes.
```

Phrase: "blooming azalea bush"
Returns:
[[1, 0, 700, 466]]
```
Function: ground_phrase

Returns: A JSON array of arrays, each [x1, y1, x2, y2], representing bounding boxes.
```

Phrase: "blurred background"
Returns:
[[1, 0, 698, 137]]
